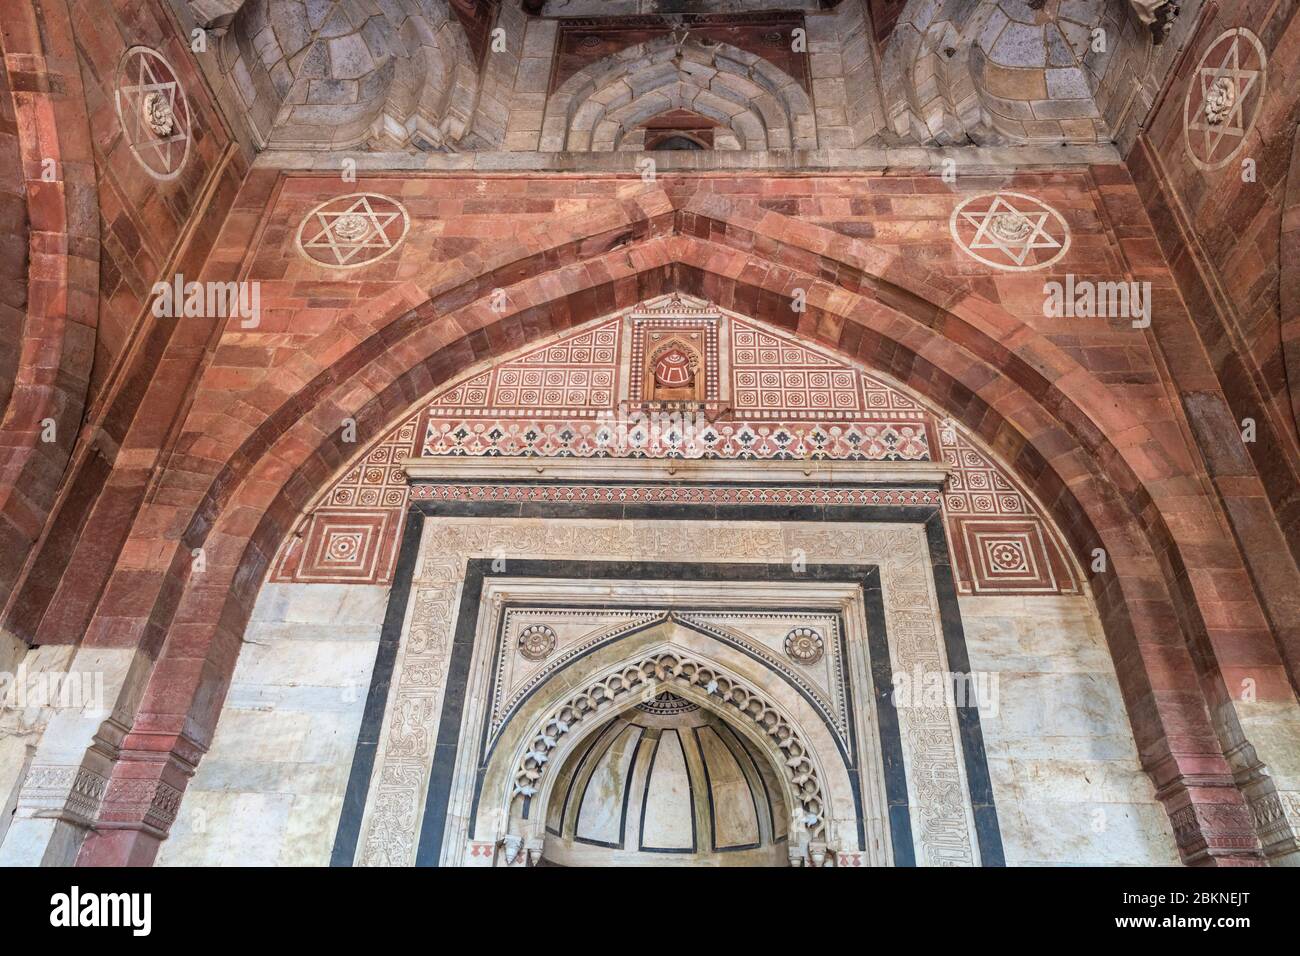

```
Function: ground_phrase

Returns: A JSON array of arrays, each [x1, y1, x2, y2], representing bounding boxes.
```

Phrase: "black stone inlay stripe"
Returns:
[[415, 557, 487, 866], [571, 723, 638, 850], [717, 720, 778, 843], [557, 719, 622, 838], [694, 725, 762, 853], [925, 513, 1005, 867], [329, 506, 424, 867], [639, 728, 697, 854], [860, 566, 916, 867], [329, 498, 1003, 868]]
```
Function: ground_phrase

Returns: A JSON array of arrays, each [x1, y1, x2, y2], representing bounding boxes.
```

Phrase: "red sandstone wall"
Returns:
[[71, 0, 239, 406], [0, 49, 25, 419], [1129, 1, 1300, 549], [63, 166, 1292, 865], [0, 0, 248, 643]]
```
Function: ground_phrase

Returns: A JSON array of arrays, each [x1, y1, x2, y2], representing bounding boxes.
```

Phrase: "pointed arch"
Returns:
[[1282, 120, 1300, 441], [0, 0, 99, 604], [478, 641, 855, 854], [73, 183, 1268, 867]]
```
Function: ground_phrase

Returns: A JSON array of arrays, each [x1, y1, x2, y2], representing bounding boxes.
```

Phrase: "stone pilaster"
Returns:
[[1149, 751, 1265, 865], [77, 729, 201, 867], [0, 726, 121, 866], [1225, 732, 1300, 865], [0, 644, 148, 865]]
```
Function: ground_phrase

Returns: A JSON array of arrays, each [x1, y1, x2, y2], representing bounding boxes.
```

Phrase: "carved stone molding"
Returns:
[[17, 764, 108, 827], [784, 626, 825, 665], [350, 516, 978, 867], [354, 552, 460, 866], [516, 624, 557, 662], [98, 778, 185, 835], [510, 648, 829, 839], [1248, 789, 1300, 861], [1166, 797, 1260, 861]]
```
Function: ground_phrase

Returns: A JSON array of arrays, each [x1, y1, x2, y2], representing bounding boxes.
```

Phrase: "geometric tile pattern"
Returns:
[[950, 518, 1065, 594], [429, 320, 620, 415], [273, 509, 400, 585], [408, 484, 946, 507], [273, 300, 1079, 594], [939, 418, 1031, 520], [271, 417, 417, 584], [421, 417, 930, 461], [416, 297, 932, 461], [862, 371, 927, 418], [937, 418, 1078, 595], [325, 416, 419, 510], [731, 316, 862, 417]]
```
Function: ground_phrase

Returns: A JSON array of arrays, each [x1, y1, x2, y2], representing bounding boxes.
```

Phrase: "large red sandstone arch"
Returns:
[[0, 0, 100, 600], [74, 186, 1278, 866]]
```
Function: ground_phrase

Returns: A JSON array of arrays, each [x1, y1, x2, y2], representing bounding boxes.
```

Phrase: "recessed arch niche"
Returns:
[[472, 617, 864, 868], [539, 695, 791, 866]]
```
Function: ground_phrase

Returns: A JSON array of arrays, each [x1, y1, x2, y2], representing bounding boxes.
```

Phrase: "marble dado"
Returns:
[[155, 584, 389, 866], [0, 644, 152, 867], [959, 595, 1182, 866], [154, 522, 1190, 868]]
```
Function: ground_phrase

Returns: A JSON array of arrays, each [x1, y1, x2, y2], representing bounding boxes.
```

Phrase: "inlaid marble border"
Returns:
[[329, 500, 1003, 867], [457, 581, 870, 858]]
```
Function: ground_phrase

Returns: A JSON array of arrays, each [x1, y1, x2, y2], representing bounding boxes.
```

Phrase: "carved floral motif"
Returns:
[[517, 624, 557, 662], [784, 626, 825, 665]]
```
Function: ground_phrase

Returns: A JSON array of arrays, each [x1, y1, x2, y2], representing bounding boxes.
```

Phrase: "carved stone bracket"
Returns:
[[86, 727, 204, 845], [9, 718, 127, 832], [1129, 0, 1181, 45], [1154, 770, 1264, 865], [1248, 789, 1300, 861]]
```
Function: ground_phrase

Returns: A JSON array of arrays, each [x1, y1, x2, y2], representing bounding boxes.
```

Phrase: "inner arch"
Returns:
[[541, 693, 790, 867]]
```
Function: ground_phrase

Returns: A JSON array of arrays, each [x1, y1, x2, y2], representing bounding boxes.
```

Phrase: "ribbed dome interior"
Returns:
[[542, 693, 790, 867]]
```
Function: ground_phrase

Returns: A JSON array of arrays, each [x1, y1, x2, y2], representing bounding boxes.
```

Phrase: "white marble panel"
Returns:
[[641, 729, 694, 851], [157, 582, 387, 867], [960, 593, 1178, 865]]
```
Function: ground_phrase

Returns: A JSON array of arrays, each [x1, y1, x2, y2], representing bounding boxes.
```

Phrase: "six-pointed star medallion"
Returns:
[[950, 192, 1069, 271], [115, 47, 190, 180], [1184, 28, 1268, 171], [296, 194, 410, 268]]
